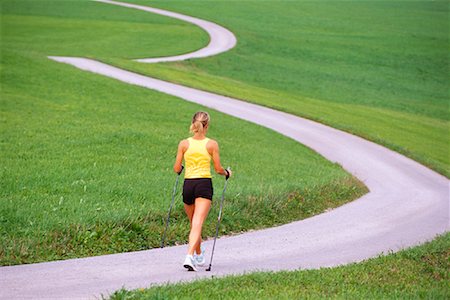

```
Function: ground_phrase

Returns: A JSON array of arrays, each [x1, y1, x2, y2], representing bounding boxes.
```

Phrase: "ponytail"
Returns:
[[190, 111, 210, 134], [190, 120, 205, 134]]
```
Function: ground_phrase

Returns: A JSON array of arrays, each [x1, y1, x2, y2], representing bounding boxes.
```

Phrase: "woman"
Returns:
[[173, 111, 232, 271]]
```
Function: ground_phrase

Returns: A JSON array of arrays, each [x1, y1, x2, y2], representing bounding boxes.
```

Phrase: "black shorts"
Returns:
[[183, 178, 213, 205]]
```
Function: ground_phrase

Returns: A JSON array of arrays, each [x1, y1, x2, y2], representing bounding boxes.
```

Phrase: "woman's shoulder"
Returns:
[[178, 139, 189, 150], [206, 138, 218, 149]]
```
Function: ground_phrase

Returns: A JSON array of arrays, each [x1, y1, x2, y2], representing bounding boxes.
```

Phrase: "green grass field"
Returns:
[[113, 0, 449, 177], [0, 0, 365, 265], [109, 233, 449, 299], [1, 0, 448, 298]]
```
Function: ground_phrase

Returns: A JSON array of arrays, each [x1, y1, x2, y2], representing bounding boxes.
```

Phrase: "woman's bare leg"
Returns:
[[187, 197, 211, 255], [184, 203, 195, 224], [184, 203, 202, 255]]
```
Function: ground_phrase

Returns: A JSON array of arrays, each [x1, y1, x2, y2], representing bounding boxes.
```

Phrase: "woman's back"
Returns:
[[184, 137, 212, 179]]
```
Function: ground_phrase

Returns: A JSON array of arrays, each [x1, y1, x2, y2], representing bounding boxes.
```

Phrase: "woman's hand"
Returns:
[[177, 165, 184, 175], [224, 168, 232, 179]]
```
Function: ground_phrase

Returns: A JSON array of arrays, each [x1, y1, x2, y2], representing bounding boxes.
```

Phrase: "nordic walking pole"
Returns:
[[206, 167, 231, 271], [161, 165, 184, 248]]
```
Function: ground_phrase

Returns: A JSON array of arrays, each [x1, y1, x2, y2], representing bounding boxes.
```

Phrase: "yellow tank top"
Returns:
[[184, 137, 212, 179]]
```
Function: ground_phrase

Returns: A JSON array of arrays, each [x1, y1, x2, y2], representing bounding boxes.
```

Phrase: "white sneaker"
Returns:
[[183, 255, 197, 271], [194, 245, 206, 266]]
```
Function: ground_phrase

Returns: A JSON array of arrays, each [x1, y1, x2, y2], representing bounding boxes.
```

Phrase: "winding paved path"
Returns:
[[96, 0, 236, 63], [1, 0, 448, 299]]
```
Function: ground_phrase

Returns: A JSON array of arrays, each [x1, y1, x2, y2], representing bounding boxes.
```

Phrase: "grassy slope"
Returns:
[[0, 0, 365, 265], [112, 0, 449, 177], [0, 0, 208, 59], [110, 233, 450, 299]]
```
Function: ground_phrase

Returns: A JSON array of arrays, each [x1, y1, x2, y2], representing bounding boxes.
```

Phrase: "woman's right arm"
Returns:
[[210, 140, 232, 178]]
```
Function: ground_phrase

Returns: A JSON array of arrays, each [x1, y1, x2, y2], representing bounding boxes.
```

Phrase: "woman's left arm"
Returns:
[[173, 140, 186, 174]]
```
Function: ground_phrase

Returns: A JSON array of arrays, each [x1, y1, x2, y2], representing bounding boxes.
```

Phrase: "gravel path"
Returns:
[[1, 1, 448, 299]]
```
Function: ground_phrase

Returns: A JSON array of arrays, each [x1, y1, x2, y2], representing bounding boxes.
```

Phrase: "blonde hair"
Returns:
[[190, 111, 210, 134]]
